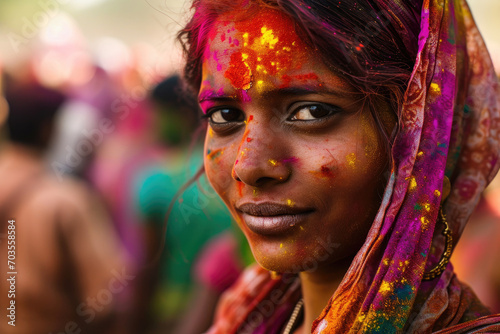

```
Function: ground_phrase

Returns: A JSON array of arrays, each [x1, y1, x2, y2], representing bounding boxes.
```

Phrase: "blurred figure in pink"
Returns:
[[0, 75, 126, 333], [452, 179, 500, 313]]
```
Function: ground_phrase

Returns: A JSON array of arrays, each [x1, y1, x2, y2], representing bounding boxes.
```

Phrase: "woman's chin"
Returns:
[[249, 239, 336, 274]]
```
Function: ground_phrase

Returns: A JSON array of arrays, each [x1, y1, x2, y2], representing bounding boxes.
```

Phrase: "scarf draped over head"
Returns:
[[207, 0, 500, 333]]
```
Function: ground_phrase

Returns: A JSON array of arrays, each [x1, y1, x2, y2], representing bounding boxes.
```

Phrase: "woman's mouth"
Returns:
[[236, 202, 314, 235]]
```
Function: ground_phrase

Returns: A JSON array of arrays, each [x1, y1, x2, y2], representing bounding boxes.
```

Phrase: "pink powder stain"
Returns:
[[221, 33, 226, 42], [281, 157, 299, 164], [234, 39, 240, 46], [239, 89, 252, 102]]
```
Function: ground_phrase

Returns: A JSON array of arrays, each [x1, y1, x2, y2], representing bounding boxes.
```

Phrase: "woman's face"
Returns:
[[200, 8, 389, 273]]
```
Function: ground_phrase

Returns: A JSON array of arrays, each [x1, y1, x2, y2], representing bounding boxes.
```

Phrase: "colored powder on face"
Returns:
[[346, 153, 357, 168], [286, 199, 295, 207], [268, 159, 278, 167], [237, 182, 244, 197], [281, 157, 299, 164], [246, 137, 253, 142], [218, 8, 309, 91], [310, 165, 334, 178], [207, 148, 224, 161], [225, 51, 253, 90]]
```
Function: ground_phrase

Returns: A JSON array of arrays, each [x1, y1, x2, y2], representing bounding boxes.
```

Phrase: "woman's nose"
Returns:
[[232, 124, 291, 188]]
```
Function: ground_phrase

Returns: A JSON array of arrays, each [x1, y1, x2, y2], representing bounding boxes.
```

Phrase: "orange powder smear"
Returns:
[[237, 182, 244, 197]]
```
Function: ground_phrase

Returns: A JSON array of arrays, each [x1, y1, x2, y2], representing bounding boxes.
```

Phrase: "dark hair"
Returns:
[[178, 0, 422, 149], [5, 79, 66, 149]]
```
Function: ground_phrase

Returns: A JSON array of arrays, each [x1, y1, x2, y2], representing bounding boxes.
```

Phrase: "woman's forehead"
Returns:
[[202, 7, 312, 92]]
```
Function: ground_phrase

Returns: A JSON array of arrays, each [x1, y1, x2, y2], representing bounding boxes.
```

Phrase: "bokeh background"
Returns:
[[0, 1, 499, 333]]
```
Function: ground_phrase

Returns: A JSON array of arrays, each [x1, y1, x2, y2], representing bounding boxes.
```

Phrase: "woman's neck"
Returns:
[[295, 257, 353, 333]]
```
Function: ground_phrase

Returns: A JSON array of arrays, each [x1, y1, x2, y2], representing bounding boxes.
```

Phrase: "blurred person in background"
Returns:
[[131, 75, 235, 333], [0, 60, 7, 137], [451, 176, 500, 313], [0, 74, 126, 333], [174, 227, 254, 334]]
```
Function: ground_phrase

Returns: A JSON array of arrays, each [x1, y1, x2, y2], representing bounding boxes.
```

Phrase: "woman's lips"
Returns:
[[236, 202, 313, 235]]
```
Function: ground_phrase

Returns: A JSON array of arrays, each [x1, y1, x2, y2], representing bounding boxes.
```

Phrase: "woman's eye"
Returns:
[[209, 108, 244, 124], [290, 104, 338, 121]]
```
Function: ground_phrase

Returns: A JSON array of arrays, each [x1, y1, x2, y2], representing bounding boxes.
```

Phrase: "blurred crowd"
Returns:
[[0, 16, 253, 334], [0, 10, 499, 334]]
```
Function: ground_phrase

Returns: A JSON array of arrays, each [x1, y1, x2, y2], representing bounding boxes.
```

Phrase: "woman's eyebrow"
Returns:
[[198, 86, 352, 103], [198, 91, 238, 103], [260, 86, 349, 100]]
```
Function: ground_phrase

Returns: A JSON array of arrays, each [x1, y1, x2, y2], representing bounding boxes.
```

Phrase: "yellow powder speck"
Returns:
[[260, 27, 279, 48], [346, 153, 357, 168], [417, 151, 424, 157], [257, 57, 262, 61], [423, 202, 431, 212], [257, 80, 264, 86], [357, 314, 366, 323], [208, 128, 214, 138], [280, 243, 283, 248], [383, 258, 390, 266], [430, 82, 441, 93], [286, 199, 295, 207], [434, 190, 441, 197], [283, 46, 291, 52], [380, 281, 391, 293], [300, 226, 304, 231], [408, 176, 417, 191], [421, 216, 429, 227], [268, 159, 278, 167]]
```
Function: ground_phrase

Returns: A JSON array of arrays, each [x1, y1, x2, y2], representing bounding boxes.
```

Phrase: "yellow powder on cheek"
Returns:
[[346, 153, 357, 168]]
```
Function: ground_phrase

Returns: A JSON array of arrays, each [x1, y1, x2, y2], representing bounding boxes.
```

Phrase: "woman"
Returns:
[[178, 0, 500, 332]]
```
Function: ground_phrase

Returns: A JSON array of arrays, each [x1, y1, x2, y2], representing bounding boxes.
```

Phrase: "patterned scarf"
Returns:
[[207, 0, 500, 332]]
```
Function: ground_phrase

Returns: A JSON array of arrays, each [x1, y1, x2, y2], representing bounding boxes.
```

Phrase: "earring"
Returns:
[[423, 208, 453, 280], [423, 176, 452, 281]]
